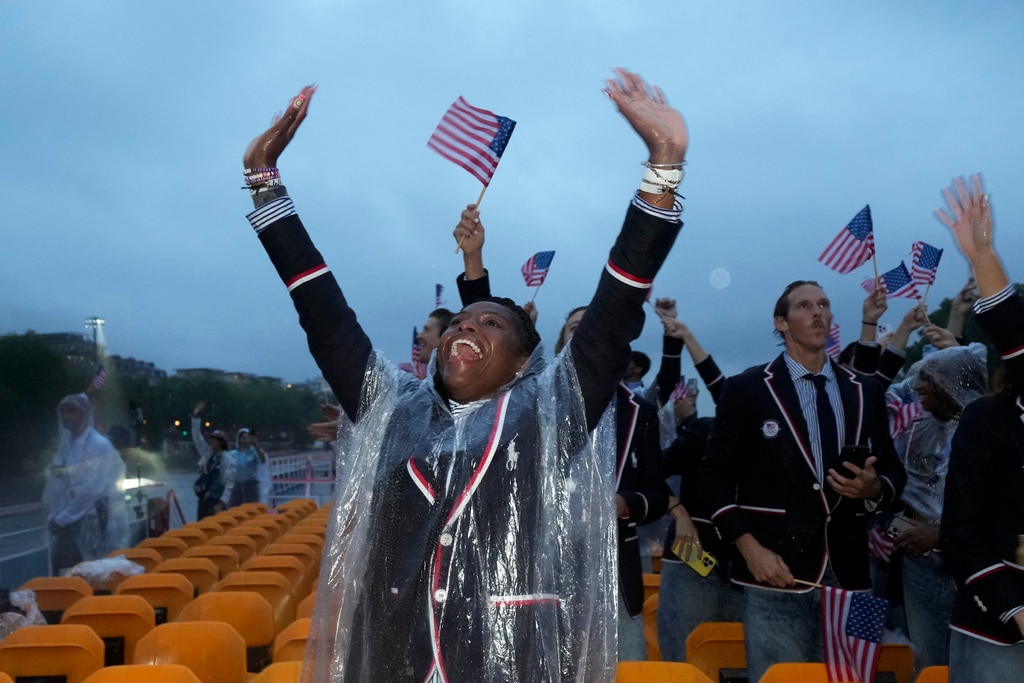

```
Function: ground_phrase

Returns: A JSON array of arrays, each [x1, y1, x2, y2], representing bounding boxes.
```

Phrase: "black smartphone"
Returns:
[[836, 445, 869, 479]]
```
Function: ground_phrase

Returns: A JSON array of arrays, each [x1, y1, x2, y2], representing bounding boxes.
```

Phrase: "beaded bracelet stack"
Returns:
[[639, 160, 685, 198], [243, 167, 281, 195]]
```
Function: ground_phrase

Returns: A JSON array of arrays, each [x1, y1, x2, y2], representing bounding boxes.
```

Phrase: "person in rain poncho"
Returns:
[[890, 344, 987, 668], [239, 68, 688, 682], [190, 400, 228, 519], [219, 427, 266, 508], [43, 393, 128, 574]]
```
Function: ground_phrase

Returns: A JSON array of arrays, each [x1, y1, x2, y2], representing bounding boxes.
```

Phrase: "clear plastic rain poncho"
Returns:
[[893, 343, 988, 522], [302, 342, 619, 682], [42, 393, 129, 561]]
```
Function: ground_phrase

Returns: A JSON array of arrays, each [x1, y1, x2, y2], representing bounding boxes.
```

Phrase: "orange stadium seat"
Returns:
[[214, 570, 295, 634], [250, 660, 304, 683], [205, 534, 259, 564], [685, 621, 746, 683], [272, 617, 311, 663], [154, 557, 220, 595], [242, 555, 310, 602], [19, 575, 93, 624], [162, 527, 208, 549], [296, 591, 317, 619], [0, 624, 104, 683], [133, 621, 247, 683], [757, 662, 837, 682], [82, 663, 202, 682], [135, 536, 189, 561], [643, 593, 661, 661], [616, 661, 714, 682], [915, 666, 949, 683], [227, 525, 272, 552], [180, 591, 276, 673], [114, 573, 193, 624], [181, 544, 240, 578], [61, 594, 156, 666]]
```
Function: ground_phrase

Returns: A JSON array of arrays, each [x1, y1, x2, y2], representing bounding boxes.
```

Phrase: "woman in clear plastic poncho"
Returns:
[[892, 343, 987, 667], [43, 393, 128, 574], [240, 69, 687, 682]]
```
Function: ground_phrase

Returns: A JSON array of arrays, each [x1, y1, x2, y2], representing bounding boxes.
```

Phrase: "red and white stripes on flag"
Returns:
[[826, 324, 841, 361], [88, 366, 107, 391], [427, 97, 516, 187], [819, 205, 875, 274], [821, 586, 888, 683]]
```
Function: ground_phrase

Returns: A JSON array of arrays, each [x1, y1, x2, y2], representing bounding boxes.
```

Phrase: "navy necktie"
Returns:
[[807, 373, 839, 476]]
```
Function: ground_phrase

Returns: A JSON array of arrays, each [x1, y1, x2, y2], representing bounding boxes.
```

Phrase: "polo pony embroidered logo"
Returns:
[[506, 439, 519, 471], [761, 419, 781, 439]]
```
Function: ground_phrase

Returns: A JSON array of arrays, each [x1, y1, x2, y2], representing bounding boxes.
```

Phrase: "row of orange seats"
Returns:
[[3, 498, 330, 683]]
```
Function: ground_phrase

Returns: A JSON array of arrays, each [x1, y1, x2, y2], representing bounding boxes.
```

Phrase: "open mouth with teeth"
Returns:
[[449, 338, 482, 361]]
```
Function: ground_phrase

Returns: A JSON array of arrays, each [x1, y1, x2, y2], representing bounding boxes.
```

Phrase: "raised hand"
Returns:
[[934, 174, 991, 262], [653, 297, 677, 320], [243, 84, 317, 170], [604, 68, 687, 165], [453, 204, 485, 256]]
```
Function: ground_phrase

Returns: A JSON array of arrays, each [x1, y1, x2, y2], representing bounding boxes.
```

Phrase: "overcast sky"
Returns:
[[3, 1, 1022, 415]]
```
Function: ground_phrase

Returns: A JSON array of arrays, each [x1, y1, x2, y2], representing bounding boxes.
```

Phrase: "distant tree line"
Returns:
[[0, 331, 326, 474]]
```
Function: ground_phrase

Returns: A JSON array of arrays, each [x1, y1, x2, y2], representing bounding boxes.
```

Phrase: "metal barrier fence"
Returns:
[[269, 451, 335, 508], [0, 502, 50, 588]]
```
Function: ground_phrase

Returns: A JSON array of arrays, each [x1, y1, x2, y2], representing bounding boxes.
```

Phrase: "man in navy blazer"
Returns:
[[698, 279, 905, 682]]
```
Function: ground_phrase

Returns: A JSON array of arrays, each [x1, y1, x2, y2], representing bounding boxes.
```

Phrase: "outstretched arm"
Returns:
[[242, 87, 373, 421], [935, 174, 1008, 296], [571, 69, 688, 430]]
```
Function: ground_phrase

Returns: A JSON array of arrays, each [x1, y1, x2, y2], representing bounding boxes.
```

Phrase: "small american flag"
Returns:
[[427, 97, 516, 187], [411, 327, 427, 379], [826, 324, 841, 361], [819, 205, 875, 274], [521, 251, 555, 287], [910, 241, 943, 288], [887, 391, 923, 439], [435, 284, 445, 308], [821, 586, 888, 683], [861, 262, 920, 299], [867, 521, 895, 563], [88, 366, 107, 391]]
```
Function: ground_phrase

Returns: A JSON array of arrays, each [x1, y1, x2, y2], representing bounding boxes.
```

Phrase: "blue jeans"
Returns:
[[743, 586, 825, 683], [657, 560, 744, 661], [618, 593, 647, 661], [902, 552, 955, 667], [949, 630, 1024, 683]]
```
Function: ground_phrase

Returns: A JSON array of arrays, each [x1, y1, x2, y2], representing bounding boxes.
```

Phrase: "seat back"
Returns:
[[162, 528, 209, 549], [685, 621, 746, 682], [242, 516, 292, 542], [108, 547, 165, 573], [260, 543, 320, 579], [135, 537, 189, 561], [180, 544, 240, 578], [914, 666, 949, 683], [615, 661, 714, 682], [276, 533, 324, 557], [241, 555, 309, 601], [82, 664, 202, 682], [757, 662, 833, 682], [272, 618, 311, 663], [154, 557, 220, 595], [114, 573, 194, 623], [19, 576, 94, 624], [60, 594, 156, 666], [179, 591, 275, 672], [214, 571, 294, 634], [134, 621, 247, 683], [878, 642, 914, 683], [0, 624, 104, 683], [295, 591, 317, 620], [192, 517, 232, 536], [226, 526, 272, 552], [205, 535, 259, 564], [250, 660, 304, 683]]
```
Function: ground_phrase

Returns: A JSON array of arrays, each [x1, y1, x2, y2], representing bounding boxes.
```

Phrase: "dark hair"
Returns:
[[630, 351, 651, 377], [477, 297, 541, 356], [555, 306, 588, 354], [429, 308, 454, 330], [772, 279, 822, 339]]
